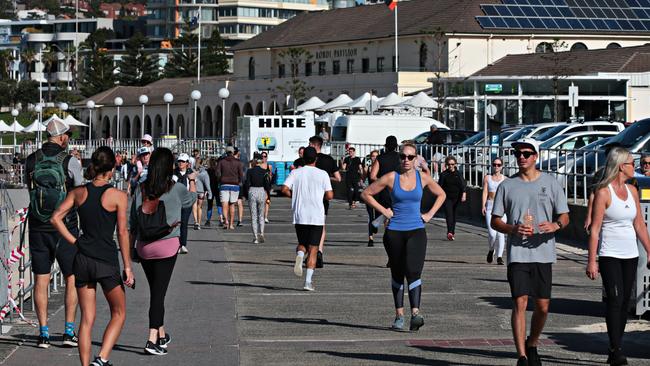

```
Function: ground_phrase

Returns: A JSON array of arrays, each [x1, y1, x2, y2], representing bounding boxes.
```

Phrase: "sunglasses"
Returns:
[[447, 163, 456, 166], [643, 161, 650, 165], [492, 163, 502, 167], [399, 154, 417, 161], [514, 151, 536, 159]]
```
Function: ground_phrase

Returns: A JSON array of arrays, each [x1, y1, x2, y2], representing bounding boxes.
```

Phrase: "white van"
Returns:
[[331, 115, 447, 145]]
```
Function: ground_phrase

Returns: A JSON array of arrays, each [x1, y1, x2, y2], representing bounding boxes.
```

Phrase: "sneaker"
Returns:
[[62, 332, 79, 347], [253, 238, 259, 244], [158, 333, 171, 349], [294, 254, 303, 277], [37, 335, 50, 349], [517, 356, 529, 366], [316, 251, 324, 268], [204, 221, 211, 227], [391, 315, 405, 330], [526, 338, 541, 366], [409, 313, 424, 331], [264, 218, 269, 223], [303, 281, 315, 291], [447, 233, 455, 241], [487, 250, 494, 263], [144, 340, 168, 355], [259, 234, 265, 243], [609, 348, 628, 366], [368, 239, 374, 247], [193, 223, 199, 230], [179, 246, 188, 254], [236, 221, 243, 227], [90, 357, 113, 366], [497, 257, 505, 265]]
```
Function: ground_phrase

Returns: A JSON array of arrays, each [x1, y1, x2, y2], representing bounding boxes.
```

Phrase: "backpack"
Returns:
[[29, 150, 68, 223], [134, 188, 179, 243]]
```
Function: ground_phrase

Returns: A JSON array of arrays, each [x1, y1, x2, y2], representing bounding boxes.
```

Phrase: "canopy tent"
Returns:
[[296, 96, 326, 112], [8, 121, 24, 133], [333, 92, 378, 111], [377, 92, 405, 108], [315, 111, 343, 126], [43, 114, 64, 126], [400, 92, 439, 109], [317, 94, 353, 111], [23, 120, 46, 133], [64, 114, 88, 127], [0, 120, 12, 132]]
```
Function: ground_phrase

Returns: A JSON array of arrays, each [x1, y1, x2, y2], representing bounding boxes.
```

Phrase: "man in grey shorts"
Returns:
[[491, 138, 570, 366], [217, 146, 244, 229]]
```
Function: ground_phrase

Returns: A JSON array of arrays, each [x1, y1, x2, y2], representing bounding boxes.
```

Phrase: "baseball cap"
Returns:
[[303, 146, 317, 164], [47, 118, 70, 137], [141, 134, 153, 144], [511, 137, 540, 154], [225, 146, 235, 154], [177, 153, 190, 162], [137, 146, 151, 156]]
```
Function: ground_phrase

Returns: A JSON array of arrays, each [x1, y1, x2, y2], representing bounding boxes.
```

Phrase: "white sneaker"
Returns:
[[303, 282, 315, 291], [253, 238, 259, 244], [294, 254, 303, 277], [264, 218, 269, 223], [179, 246, 189, 254]]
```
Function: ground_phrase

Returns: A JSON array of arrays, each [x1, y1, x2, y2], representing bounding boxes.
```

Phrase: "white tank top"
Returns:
[[487, 175, 505, 194], [598, 184, 639, 259]]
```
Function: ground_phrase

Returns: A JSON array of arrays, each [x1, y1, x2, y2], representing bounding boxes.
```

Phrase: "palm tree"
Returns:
[[20, 49, 36, 80], [0, 50, 14, 80], [42, 48, 59, 101]]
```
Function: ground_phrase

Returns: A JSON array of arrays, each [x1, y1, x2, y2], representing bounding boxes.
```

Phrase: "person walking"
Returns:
[[365, 150, 380, 247], [173, 153, 194, 254], [258, 151, 273, 223], [51, 146, 134, 366], [290, 146, 305, 171], [281, 147, 333, 291], [192, 157, 212, 230], [25, 118, 82, 349], [438, 156, 466, 241], [130, 148, 197, 356], [342, 146, 363, 209], [205, 157, 222, 227], [244, 152, 272, 243], [482, 157, 507, 265], [491, 138, 570, 366], [235, 148, 245, 227], [586, 146, 650, 366], [361, 142, 446, 331], [217, 146, 244, 229]]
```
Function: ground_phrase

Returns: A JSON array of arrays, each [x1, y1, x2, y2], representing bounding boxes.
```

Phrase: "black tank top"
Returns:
[[377, 151, 400, 178], [77, 183, 119, 266]]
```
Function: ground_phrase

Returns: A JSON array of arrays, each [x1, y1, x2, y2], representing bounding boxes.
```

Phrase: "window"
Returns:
[[419, 43, 428, 71], [332, 60, 340, 75], [376, 57, 384, 72], [318, 61, 326, 75], [278, 64, 285, 78], [362, 58, 369, 73], [346, 59, 354, 74], [392, 56, 396, 72], [305, 62, 312, 76], [570, 42, 588, 51], [535, 42, 553, 53], [248, 57, 255, 80], [607, 42, 621, 49]]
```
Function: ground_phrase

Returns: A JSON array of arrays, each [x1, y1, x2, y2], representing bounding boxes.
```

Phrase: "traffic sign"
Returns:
[[569, 86, 579, 108], [485, 84, 503, 93], [486, 103, 498, 118]]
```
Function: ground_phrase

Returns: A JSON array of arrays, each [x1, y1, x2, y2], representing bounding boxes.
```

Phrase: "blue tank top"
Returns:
[[388, 171, 424, 231]]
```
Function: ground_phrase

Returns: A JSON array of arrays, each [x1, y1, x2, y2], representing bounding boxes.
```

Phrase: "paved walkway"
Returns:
[[1, 198, 650, 365]]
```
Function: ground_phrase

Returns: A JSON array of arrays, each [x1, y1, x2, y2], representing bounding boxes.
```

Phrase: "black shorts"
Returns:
[[29, 229, 78, 276], [323, 200, 329, 216], [295, 224, 324, 247], [507, 262, 553, 299], [73, 252, 123, 291]]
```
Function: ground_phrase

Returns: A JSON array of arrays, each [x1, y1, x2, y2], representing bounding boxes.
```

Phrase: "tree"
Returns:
[[540, 39, 578, 122], [16, 80, 39, 107], [202, 30, 229, 76], [117, 32, 160, 86], [275, 48, 313, 113], [421, 26, 448, 122], [80, 50, 115, 97], [0, 80, 17, 108], [0, 0, 15, 19], [42, 48, 59, 101], [20, 49, 36, 80], [163, 22, 197, 78], [81, 28, 115, 51], [52, 81, 83, 104]]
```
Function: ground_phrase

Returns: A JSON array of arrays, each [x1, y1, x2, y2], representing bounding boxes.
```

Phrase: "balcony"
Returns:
[[26, 33, 55, 42]]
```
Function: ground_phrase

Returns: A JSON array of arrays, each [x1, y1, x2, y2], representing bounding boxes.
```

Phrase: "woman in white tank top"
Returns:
[[481, 157, 507, 265], [586, 147, 650, 366]]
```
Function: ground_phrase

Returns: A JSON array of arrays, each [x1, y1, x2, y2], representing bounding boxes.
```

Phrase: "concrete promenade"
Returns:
[[0, 198, 649, 365]]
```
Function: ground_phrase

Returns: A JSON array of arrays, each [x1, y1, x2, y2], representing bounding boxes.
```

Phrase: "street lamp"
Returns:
[[11, 109, 18, 154], [86, 100, 95, 155], [218, 87, 229, 140], [139, 94, 148, 138], [191, 90, 201, 140], [59, 102, 68, 117], [35, 104, 43, 147], [163, 93, 173, 135], [114, 97, 123, 139]]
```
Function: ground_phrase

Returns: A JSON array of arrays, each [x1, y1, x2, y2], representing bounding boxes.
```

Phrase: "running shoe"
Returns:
[[90, 357, 113, 366], [193, 223, 200, 230], [37, 335, 50, 349], [486, 250, 494, 264], [497, 257, 505, 265], [447, 233, 455, 241], [316, 251, 324, 268], [144, 340, 168, 355], [264, 218, 269, 223], [516, 356, 529, 366], [294, 254, 303, 277], [236, 221, 243, 227], [526, 338, 541, 366], [303, 282, 315, 291], [258, 234, 265, 243], [62, 332, 79, 347], [179, 246, 189, 254], [204, 221, 211, 227], [158, 333, 171, 349], [391, 315, 404, 330], [368, 239, 374, 247], [253, 238, 259, 244], [409, 313, 424, 331]]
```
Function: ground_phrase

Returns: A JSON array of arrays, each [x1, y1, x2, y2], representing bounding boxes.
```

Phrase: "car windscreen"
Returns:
[[460, 131, 485, 145], [540, 134, 568, 149], [413, 132, 429, 144], [504, 126, 534, 141], [581, 136, 611, 150], [606, 120, 650, 148], [536, 125, 567, 141]]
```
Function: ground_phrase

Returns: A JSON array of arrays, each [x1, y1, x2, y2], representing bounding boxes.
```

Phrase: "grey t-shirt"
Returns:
[[130, 182, 197, 240], [491, 172, 569, 264]]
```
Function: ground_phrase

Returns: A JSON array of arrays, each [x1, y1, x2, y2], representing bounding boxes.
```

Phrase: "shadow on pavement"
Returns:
[[91, 340, 143, 355], [186, 280, 303, 292], [547, 330, 650, 361], [275, 259, 385, 269], [475, 278, 601, 290], [479, 297, 605, 317], [201, 259, 286, 267], [310, 348, 499, 365], [240, 315, 388, 331], [426, 259, 472, 265]]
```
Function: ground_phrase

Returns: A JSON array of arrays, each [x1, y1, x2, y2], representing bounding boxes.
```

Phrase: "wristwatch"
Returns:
[[555, 221, 563, 230]]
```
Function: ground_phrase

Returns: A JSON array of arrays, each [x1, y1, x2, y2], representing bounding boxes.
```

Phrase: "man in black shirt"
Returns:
[[309, 136, 341, 268], [290, 146, 305, 171], [342, 147, 363, 209], [370, 135, 401, 209]]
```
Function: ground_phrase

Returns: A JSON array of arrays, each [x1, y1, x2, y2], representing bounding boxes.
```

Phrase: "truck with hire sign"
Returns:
[[237, 115, 316, 188]]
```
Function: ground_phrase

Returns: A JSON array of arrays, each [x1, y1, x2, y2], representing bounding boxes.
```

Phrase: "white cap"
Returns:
[[511, 137, 541, 154], [137, 146, 151, 156], [141, 134, 153, 144], [177, 153, 190, 162], [46, 118, 70, 137]]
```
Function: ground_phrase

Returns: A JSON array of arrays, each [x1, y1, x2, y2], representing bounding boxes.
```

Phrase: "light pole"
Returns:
[[86, 100, 95, 155], [139, 94, 148, 138], [114, 97, 123, 139], [34, 104, 43, 147], [59, 102, 68, 118], [191, 90, 201, 140], [163, 93, 173, 136], [11, 109, 18, 154], [218, 87, 229, 140]]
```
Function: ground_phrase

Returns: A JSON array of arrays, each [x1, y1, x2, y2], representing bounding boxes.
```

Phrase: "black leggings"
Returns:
[[599, 256, 638, 350], [383, 228, 427, 309], [346, 180, 359, 205], [141, 255, 177, 329], [180, 207, 192, 248], [443, 198, 460, 234], [366, 204, 378, 237]]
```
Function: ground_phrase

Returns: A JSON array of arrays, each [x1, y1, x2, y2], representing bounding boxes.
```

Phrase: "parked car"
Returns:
[[503, 122, 568, 145], [539, 136, 612, 173], [534, 121, 625, 142], [412, 129, 477, 145], [538, 131, 618, 162]]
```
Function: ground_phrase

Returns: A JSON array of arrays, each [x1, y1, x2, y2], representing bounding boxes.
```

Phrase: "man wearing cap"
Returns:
[[141, 134, 153, 149], [173, 153, 194, 254], [491, 138, 570, 366], [25, 118, 82, 349], [217, 146, 244, 230], [135, 146, 151, 184]]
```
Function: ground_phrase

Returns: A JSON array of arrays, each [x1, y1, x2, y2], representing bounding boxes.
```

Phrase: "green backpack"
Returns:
[[29, 150, 68, 223]]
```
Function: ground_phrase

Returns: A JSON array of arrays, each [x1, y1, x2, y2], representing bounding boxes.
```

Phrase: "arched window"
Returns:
[[535, 42, 553, 53], [419, 43, 428, 71], [570, 42, 588, 51], [606, 42, 621, 49], [248, 57, 255, 80]]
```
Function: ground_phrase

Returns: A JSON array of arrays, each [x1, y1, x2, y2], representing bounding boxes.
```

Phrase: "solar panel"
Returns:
[[477, 0, 650, 32]]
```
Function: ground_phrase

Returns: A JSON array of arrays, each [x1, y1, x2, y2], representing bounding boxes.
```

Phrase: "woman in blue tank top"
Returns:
[[361, 142, 446, 331]]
